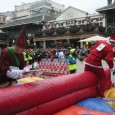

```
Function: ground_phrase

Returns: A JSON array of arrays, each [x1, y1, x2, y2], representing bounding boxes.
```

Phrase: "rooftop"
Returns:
[[97, 3, 115, 12]]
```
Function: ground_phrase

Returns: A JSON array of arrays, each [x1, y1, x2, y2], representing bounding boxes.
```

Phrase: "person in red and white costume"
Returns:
[[84, 35, 115, 97]]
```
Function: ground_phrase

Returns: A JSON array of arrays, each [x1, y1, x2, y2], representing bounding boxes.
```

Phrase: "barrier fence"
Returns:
[[37, 58, 69, 79]]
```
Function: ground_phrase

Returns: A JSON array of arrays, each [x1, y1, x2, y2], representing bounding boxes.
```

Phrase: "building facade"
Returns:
[[0, 0, 108, 49], [97, 0, 115, 36], [35, 6, 105, 49], [0, 13, 6, 26], [14, 0, 64, 19]]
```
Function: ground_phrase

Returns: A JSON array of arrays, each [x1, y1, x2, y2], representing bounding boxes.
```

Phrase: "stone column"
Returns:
[[67, 39, 70, 44], [54, 40, 57, 48], [80, 41, 83, 48], [105, 14, 108, 33], [43, 41, 46, 49]]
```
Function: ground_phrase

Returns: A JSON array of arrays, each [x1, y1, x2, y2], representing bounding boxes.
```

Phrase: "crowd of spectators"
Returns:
[[0, 46, 89, 64], [24, 47, 89, 64]]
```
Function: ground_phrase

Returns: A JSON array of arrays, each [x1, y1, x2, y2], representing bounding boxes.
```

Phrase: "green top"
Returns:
[[8, 47, 20, 67]]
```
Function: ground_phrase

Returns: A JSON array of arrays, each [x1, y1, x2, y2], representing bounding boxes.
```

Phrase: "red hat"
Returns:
[[15, 25, 28, 48], [109, 35, 115, 43]]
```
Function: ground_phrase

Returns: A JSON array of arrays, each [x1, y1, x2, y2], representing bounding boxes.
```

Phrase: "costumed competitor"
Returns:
[[84, 35, 115, 97], [0, 25, 31, 87]]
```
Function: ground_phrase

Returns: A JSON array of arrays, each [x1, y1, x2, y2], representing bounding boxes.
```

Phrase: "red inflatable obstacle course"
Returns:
[[54, 105, 112, 115], [0, 69, 111, 115]]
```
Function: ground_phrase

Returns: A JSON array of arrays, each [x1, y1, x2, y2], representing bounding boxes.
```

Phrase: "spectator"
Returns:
[[23, 51, 28, 65], [64, 49, 69, 63], [27, 48, 33, 65], [34, 49, 43, 62], [58, 50, 64, 62], [50, 51, 55, 62], [78, 47, 87, 61], [68, 48, 77, 74]]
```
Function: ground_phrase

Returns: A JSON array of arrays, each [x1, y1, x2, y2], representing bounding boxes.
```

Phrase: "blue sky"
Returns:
[[0, 0, 107, 14]]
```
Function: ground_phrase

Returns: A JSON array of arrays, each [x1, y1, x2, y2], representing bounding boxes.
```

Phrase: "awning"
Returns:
[[79, 35, 108, 42]]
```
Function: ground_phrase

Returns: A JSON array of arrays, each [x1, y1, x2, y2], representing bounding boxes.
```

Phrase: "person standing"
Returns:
[[84, 35, 115, 97], [58, 50, 64, 62], [50, 50, 55, 62], [0, 25, 30, 87], [23, 51, 28, 65], [78, 47, 87, 61], [27, 48, 33, 65], [68, 48, 77, 74]]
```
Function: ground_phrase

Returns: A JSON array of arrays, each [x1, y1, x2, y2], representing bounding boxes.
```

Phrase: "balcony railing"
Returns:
[[35, 24, 106, 37]]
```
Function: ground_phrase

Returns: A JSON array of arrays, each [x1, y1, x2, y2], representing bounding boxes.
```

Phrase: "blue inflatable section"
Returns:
[[76, 98, 115, 114]]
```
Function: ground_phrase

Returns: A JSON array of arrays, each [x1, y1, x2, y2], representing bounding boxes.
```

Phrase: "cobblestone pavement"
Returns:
[[77, 59, 115, 84]]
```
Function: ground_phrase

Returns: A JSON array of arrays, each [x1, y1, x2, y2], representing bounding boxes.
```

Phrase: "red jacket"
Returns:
[[0, 48, 25, 84], [85, 40, 114, 69]]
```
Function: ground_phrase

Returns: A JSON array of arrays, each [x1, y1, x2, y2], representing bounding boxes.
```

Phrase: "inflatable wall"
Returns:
[[0, 69, 111, 115], [54, 105, 112, 115]]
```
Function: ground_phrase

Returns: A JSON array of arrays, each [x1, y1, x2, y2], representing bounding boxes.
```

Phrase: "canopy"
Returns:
[[79, 35, 109, 42]]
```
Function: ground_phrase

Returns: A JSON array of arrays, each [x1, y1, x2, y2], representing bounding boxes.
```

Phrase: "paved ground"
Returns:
[[29, 59, 115, 84], [77, 59, 115, 84]]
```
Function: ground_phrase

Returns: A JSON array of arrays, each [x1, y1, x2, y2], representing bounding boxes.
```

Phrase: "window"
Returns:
[[58, 23, 61, 26], [66, 20, 70, 25], [100, 18, 102, 21], [3, 17, 6, 22], [96, 18, 99, 21], [71, 20, 74, 24], [66, 20, 76, 25], [0, 17, 1, 22], [82, 20, 84, 23], [91, 19, 93, 22], [71, 20, 76, 25], [61, 23, 63, 26], [100, 22, 102, 26], [78, 20, 81, 24]]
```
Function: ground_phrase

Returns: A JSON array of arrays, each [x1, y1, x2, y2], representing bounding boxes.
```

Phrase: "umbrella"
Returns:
[[79, 35, 108, 42]]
